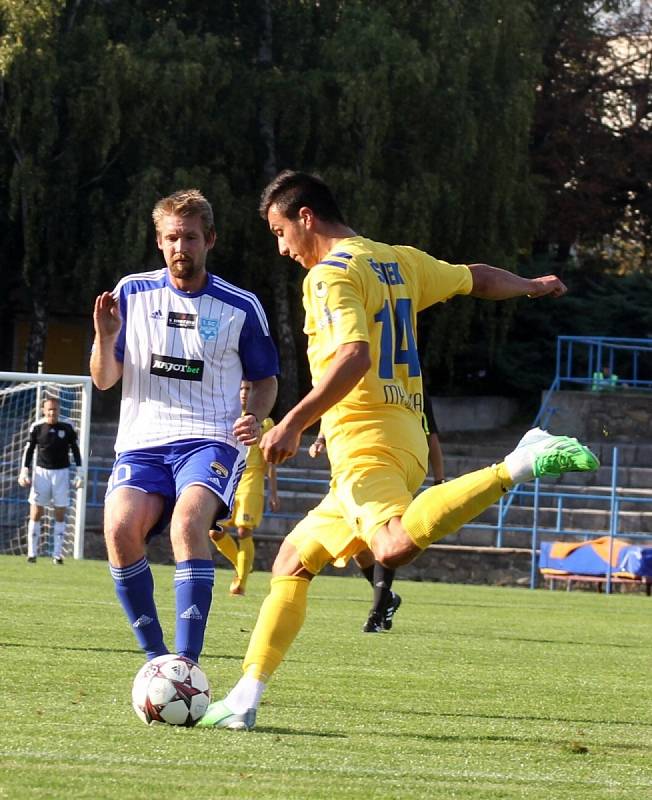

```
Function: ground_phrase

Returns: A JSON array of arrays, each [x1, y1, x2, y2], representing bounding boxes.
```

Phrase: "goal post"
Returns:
[[0, 371, 92, 560]]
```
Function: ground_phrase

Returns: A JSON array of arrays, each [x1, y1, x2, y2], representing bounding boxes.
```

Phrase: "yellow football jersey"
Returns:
[[303, 237, 472, 472]]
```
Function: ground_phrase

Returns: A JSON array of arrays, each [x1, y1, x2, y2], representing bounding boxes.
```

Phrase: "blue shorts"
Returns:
[[106, 439, 245, 539]]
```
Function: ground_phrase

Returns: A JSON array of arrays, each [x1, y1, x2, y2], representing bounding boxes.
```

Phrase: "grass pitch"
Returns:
[[1, 555, 651, 800]]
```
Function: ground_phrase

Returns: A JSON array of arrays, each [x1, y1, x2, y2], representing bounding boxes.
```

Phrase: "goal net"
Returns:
[[0, 371, 92, 560]]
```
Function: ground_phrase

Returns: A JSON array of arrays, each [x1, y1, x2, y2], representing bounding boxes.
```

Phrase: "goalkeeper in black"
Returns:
[[19, 396, 83, 564]]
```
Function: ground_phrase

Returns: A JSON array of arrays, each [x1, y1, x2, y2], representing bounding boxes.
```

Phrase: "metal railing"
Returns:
[[77, 444, 652, 593], [534, 335, 652, 430]]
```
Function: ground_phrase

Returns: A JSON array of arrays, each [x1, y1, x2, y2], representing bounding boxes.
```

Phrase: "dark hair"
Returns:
[[259, 170, 345, 224]]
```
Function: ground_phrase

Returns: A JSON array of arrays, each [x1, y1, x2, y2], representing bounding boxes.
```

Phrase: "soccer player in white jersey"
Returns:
[[200, 170, 599, 731], [90, 188, 279, 666]]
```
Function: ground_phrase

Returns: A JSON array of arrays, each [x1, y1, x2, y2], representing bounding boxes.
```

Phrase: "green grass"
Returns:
[[1, 555, 651, 800]]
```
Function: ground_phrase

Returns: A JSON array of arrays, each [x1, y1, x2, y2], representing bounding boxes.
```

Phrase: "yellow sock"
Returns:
[[236, 536, 255, 587], [402, 463, 513, 550], [212, 532, 238, 569], [243, 576, 310, 682]]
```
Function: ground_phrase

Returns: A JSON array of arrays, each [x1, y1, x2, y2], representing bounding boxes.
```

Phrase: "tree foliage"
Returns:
[[0, 0, 649, 403], [531, 0, 652, 260]]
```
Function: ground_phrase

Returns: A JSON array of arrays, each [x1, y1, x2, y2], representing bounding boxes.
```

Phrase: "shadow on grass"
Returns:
[[403, 730, 648, 751], [0, 641, 244, 662], [238, 726, 348, 739], [409, 709, 652, 729], [449, 631, 647, 649]]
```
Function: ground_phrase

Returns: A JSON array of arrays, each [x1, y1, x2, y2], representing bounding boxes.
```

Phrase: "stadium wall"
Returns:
[[543, 389, 652, 442], [431, 396, 518, 432]]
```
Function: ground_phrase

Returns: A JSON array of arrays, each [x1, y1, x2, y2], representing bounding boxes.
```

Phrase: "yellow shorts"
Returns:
[[225, 470, 264, 530], [286, 447, 425, 575], [225, 493, 263, 530]]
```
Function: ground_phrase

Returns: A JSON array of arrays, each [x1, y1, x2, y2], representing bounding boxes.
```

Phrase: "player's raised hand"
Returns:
[[93, 292, 122, 338], [527, 275, 567, 298], [260, 421, 301, 464]]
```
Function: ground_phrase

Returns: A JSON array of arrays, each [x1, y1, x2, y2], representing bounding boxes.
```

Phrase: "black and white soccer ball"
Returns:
[[131, 654, 211, 726]]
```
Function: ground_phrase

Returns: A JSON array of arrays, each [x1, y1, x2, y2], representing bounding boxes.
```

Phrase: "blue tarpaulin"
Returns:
[[539, 537, 652, 578]]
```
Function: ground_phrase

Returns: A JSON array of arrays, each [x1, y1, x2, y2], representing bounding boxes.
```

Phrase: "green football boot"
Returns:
[[507, 427, 600, 481], [197, 700, 256, 731]]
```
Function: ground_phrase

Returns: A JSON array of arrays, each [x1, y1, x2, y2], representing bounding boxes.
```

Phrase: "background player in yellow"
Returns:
[[199, 170, 599, 730], [210, 380, 280, 596]]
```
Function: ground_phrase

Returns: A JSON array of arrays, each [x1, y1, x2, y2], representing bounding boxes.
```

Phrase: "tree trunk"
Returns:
[[257, 0, 298, 416], [19, 188, 48, 372], [25, 296, 48, 373]]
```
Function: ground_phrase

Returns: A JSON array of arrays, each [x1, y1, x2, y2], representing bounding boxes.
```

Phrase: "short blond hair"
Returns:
[[152, 189, 215, 237]]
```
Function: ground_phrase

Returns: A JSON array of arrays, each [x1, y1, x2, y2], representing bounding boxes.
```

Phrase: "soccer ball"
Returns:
[[131, 654, 211, 726]]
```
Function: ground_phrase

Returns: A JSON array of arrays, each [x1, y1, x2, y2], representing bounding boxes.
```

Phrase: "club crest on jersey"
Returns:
[[314, 280, 329, 298], [57, 430, 66, 438], [199, 317, 219, 341], [210, 461, 229, 478], [150, 354, 204, 381], [167, 311, 197, 329]]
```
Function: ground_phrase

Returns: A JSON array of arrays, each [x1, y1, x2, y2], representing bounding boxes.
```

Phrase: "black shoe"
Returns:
[[381, 592, 402, 631], [26, 556, 36, 564], [362, 611, 383, 633], [52, 556, 64, 565]]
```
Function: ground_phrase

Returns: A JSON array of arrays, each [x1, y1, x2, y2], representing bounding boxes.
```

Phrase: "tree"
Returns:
[[530, 0, 652, 263]]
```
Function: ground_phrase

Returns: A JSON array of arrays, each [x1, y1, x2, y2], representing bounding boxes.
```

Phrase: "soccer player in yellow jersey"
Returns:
[[199, 170, 599, 731], [210, 381, 280, 596]]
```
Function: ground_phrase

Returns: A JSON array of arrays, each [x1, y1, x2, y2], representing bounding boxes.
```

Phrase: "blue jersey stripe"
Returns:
[[318, 260, 348, 269], [209, 275, 271, 333]]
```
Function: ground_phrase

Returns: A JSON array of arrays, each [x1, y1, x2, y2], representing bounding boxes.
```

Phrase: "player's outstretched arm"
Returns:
[[468, 264, 567, 301], [90, 292, 123, 390]]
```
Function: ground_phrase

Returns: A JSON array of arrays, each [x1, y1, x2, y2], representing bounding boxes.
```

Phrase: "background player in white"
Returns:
[[19, 396, 83, 564], [91, 188, 279, 665]]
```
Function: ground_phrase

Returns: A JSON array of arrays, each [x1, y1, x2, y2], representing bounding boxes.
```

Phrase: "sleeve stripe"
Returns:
[[318, 260, 348, 269], [210, 276, 271, 334]]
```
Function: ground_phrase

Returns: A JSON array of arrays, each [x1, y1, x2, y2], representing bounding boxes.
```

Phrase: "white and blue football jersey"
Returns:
[[111, 268, 279, 454]]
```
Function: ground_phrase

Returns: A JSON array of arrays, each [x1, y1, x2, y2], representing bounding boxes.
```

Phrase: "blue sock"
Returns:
[[174, 559, 214, 663], [110, 557, 168, 660]]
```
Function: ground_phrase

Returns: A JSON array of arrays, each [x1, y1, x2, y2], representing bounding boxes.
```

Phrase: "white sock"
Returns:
[[53, 521, 65, 558], [224, 674, 267, 713], [27, 520, 41, 558], [503, 450, 535, 484], [504, 428, 555, 483]]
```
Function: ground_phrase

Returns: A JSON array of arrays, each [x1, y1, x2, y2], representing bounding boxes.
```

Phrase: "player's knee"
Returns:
[[272, 539, 314, 579], [103, 518, 132, 547], [372, 522, 419, 569], [374, 547, 412, 570]]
